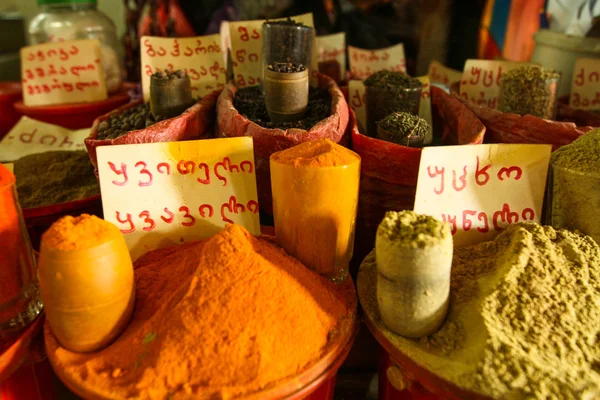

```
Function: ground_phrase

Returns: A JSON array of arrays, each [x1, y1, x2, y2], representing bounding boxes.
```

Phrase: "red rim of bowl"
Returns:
[[22, 194, 101, 219]]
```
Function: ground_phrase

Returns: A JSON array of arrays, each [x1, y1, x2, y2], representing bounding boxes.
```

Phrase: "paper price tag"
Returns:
[[348, 43, 406, 81], [229, 13, 315, 89], [21, 39, 107, 107], [97, 137, 260, 260], [0, 117, 89, 162], [417, 76, 433, 144], [414, 144, 551, 247], [459, 59, 523, 109], [428, 60, 462, 87], [220, 21, 231, 66], [348, 80, 367, 132], [140, 35, 226, 101], [570, 58, 600, 110], [315, 33, 346, 82]]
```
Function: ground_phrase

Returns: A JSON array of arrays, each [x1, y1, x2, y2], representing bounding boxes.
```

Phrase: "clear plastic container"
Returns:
[[0, 165, 42, 344], [546, 163, 600, 245], [28, 0, 124, 94], [365, 84, 422, 137]]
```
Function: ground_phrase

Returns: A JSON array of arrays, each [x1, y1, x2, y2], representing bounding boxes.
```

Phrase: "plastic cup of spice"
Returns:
[[270, 139, 360, 283], [376, 112, 428, 148], [375, 211, 453, 338], [149, 69, 194, 120], [364, 70, 422, 137], [0, 163, 41, 342], [546, 130, 600, 245], [38, 214, 135, 352], [498, 65, 561, 120]]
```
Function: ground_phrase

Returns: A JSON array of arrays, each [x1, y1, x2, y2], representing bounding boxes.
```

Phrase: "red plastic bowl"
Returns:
[[22, 194, 102, 251], [13, 83, 136, 130], [0, 82, 22, 139]]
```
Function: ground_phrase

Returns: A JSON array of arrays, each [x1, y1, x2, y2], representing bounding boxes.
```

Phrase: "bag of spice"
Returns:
[[450, 82, 593, 151], [350, 86, 485, 271], [216, 73, 349, 214], [85, 89, 221, 177]]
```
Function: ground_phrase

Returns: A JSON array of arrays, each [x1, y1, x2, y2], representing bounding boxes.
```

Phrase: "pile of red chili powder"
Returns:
[[46, 225, 356, 399]]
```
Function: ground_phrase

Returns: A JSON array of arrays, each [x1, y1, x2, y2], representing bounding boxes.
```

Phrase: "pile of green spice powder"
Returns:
[[14, 151, 99, 208], [499, 65, 560, 119], [358, 223, 600, 399], [549, 129, 600, 244]]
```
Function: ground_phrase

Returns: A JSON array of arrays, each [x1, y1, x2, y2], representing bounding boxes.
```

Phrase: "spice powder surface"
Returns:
[[47, 225, 356, 399], [358, 223, 600, 399]]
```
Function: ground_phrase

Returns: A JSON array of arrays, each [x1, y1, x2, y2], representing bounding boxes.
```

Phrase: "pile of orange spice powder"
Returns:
[[46, 224, 356, 399]]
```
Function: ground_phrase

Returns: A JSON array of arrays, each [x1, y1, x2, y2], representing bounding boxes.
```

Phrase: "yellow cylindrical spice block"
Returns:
[[270, 139, 361, 283], [38, 214, 135, 352]]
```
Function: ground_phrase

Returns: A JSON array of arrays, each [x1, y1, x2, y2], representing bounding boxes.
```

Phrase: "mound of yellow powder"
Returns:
[[47, 225, 356, 399], [42, 214, 121, 251], [271, 138, 360, 168], [359, 223, 600, 399]]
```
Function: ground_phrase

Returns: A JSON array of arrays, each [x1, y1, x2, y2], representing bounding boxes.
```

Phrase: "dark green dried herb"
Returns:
[[14, 151, 99, 209], [499, 65, 560, 119], [377, 112, 428, 147], [364, 70, 422, 89]]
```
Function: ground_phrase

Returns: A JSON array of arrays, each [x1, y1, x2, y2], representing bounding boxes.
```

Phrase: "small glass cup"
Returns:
[[499, 68, 561, 120], [365, 84, 422, 137], [546, 163, 600, 245], [262, 21, 314, 123], [0, 164, 42, 344]]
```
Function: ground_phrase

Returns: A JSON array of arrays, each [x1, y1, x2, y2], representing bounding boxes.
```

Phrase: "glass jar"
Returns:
[[546, 162, 600, 245], [28, 0, 124, 94], [365, 84, 422, 137], [0, 164, 42, 344]]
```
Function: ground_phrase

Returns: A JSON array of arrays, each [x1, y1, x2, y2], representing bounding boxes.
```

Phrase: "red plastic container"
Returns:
[[0, 82, 22, 139], [13, 84, 135, 130]]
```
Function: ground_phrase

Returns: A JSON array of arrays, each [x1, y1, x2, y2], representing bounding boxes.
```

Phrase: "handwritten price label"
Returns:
[[459, 59, 523, 109], [315, 33, 346, 81], [427, 60, 462, 87], [348, 43, 406, 81], [140, 34, 226, 101], [21, 39, 107, 107], [228, 13, 315, 89], [97, 137, 260, 260], [0, 116, 89, 162], [570, 58, 600, 110], [414, 144, 551, 247]]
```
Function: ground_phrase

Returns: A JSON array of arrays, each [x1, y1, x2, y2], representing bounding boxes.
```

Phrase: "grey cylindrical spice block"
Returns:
[[264, 68, 309, 123], [149, 75, 194, 120], [375, 211, 453, 338]]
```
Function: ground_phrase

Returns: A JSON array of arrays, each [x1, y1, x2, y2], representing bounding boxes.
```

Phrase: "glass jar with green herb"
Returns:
[[499, 65, 561, 120], [364, 70, 422, 137], [376, 112, 428, 148]]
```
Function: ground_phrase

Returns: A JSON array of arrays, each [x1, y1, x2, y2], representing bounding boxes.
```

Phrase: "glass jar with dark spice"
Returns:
[[499, 65, 561, 120], [377, 112, 428, 148], [364, 70, 422, 137], [149, 69, 195, 120]]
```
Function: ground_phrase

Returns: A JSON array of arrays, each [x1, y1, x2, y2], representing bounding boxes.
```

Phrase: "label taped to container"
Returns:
[[97, 137, 260, 261], [570, 58, 600, 110], [140, 34, 226, 101], [348, 43, 406, 80], [458, 59, 524, 109], [414, 144, 551, 247], [315, 33, 346, 82], [21, 39, 107, 107], [0, 116, 89, 162], [428, 60, 462, 87], [228, 13, 317, 88]]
